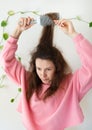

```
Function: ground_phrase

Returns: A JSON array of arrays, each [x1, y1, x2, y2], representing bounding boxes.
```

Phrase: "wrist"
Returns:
[[11, 26, 22, 39], [69, 32, 79, 38]]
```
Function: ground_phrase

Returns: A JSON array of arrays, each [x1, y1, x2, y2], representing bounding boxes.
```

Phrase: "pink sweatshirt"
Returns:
[[0, 34, 92, 130]]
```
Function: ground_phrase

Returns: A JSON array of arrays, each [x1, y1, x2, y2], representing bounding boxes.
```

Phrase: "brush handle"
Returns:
[[30, 17, 40, 24], [30, 19, 37, 24]]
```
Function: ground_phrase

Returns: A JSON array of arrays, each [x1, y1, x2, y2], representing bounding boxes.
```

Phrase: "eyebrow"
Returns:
[[36, 66, 54, 69]]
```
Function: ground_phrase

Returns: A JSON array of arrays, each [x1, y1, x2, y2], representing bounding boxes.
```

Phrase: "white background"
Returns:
[[0, 0, 92, 130]]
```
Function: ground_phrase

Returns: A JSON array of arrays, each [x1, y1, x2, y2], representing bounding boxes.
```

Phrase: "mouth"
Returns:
[[42, 79, 51, 84], [42, 79, 48, 81]]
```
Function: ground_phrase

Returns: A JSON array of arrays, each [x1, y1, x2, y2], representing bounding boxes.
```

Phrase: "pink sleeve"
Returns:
[[73, 34, 92, 100], [0, 36, 26, 86]]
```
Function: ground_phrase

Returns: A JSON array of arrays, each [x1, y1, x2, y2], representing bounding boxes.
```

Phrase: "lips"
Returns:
[[42, 78, 49, 82], [42, 79, 48, 81]]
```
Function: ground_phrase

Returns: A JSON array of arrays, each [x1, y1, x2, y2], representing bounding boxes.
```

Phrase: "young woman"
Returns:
[[0, 13, 92, 130]]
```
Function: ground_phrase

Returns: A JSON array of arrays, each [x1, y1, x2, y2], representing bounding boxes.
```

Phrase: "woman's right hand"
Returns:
[[17, 17, 34, 31], [11, 17, 34, 39]]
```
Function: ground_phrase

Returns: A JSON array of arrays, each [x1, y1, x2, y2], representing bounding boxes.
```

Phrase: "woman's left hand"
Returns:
[[54, 19, 78, 38]]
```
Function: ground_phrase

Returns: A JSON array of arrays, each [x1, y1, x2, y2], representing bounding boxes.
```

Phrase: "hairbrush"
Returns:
[[30, 13, 60, 26]]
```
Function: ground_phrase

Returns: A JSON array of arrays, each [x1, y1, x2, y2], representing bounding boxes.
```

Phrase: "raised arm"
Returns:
[[54, 19, 92, 100], [0, 17, 34, 85]]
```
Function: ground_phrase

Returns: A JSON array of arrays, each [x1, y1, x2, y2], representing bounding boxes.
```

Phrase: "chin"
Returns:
[[42, 80, 51, 85]]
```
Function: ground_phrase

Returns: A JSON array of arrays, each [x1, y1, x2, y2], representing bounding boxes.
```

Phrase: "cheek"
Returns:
[[36, 71, 42, 79], [49, 71, 55, 79], [36, 70, 40, 76]]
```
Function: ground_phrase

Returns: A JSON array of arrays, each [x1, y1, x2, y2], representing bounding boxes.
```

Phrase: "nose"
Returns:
[[41, 70, 47, 78]]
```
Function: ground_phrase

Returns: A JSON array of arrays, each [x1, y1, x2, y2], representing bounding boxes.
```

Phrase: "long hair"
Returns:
[[26, 12, 71, 101]]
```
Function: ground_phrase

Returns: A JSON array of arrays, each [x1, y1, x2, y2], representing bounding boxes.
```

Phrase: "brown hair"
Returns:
[[26, 12, 71, 101]]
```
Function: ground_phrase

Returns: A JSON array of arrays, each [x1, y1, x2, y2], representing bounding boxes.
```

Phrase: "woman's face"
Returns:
[[35, 58, 56, 84]]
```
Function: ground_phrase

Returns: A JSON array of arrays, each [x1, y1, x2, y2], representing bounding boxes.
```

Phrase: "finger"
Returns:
[[25, 17, 34, 26], [23, 18, 28, 27], [27, 17, 31, 25], [54, 20, 64, 27], [18, 18, 24, 26], [61, 19, 72, 27]]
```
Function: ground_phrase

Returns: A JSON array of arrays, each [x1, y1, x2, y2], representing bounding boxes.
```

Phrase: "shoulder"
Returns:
[[59, 73, 73, 90]]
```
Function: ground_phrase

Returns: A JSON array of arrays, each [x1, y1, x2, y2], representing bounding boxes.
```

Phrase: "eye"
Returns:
[[46, 68, 52, 71], [36, 67, 41, 71]]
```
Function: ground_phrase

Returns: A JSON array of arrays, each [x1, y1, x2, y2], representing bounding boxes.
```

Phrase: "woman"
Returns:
[[0, 13, 92, 130]]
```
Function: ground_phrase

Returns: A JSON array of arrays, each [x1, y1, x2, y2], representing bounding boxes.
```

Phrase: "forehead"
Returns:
[[35, 58, 55, 67]]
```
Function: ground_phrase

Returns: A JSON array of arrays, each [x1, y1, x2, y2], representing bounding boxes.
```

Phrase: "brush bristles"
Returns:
[[40, 13, 60, 26], [40, 15, 54, 26]]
